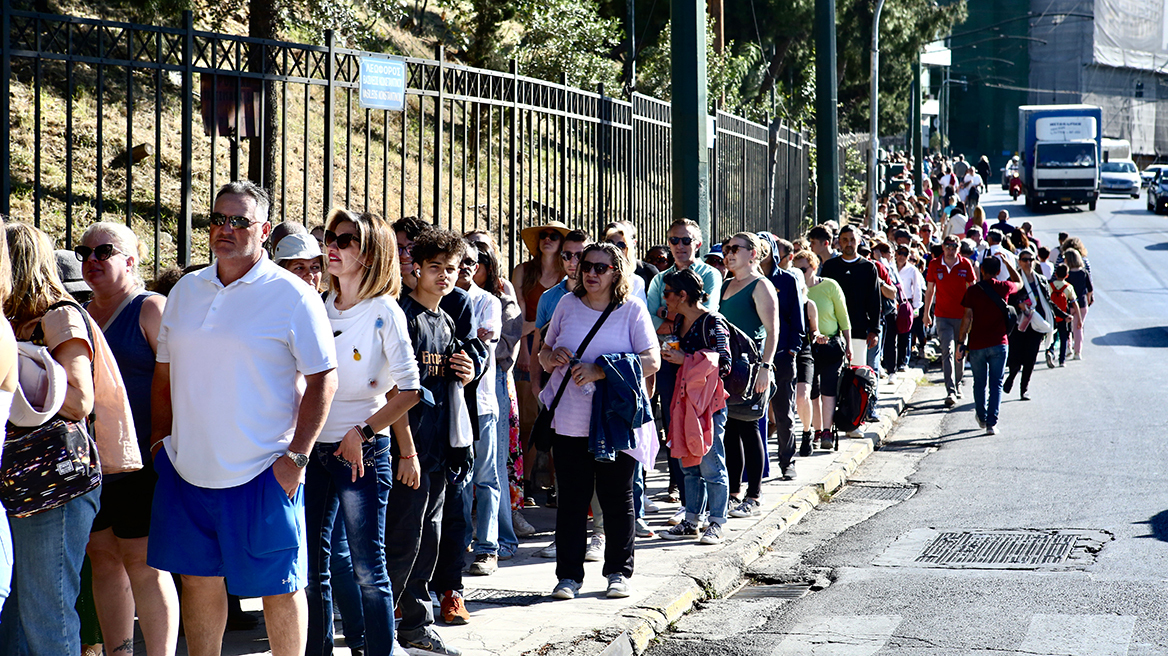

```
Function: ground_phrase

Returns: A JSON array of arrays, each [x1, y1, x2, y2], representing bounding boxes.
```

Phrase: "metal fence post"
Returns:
[[508, 59, 518, 269], [323, 30, 335, 220], [433, 45, 443, 226], [0, 0, 11, 217], [178, 9, 194, 266]]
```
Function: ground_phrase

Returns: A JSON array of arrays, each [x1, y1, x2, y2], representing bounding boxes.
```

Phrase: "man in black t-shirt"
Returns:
[[820, 225, 882, 367]]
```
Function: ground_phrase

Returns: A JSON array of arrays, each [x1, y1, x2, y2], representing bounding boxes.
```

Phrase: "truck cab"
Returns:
[[1018, 105, 1102, 212]]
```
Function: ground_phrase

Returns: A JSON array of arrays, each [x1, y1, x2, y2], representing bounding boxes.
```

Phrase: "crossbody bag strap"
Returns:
[[544, 301, 618, 414], [976, 281, 1010, 323], [44, 300, 96, 376]]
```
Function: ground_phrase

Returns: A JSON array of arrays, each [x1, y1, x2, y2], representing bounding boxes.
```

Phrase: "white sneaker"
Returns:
[[584, 534, 605, 562], [606, 573, 631, 598], [728, 498, 762, 518], [644, 500, 660, 514], [535, 541, 557, 558], [634, 518, 655, 538], [512, 509, 537, 537], [551, 578, 582, 600], [699, 523, 724, 545], [667, 509, 686, 526]]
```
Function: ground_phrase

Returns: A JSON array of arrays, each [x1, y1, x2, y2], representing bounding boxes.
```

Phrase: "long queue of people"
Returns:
[[0, 168, 1093, 656]]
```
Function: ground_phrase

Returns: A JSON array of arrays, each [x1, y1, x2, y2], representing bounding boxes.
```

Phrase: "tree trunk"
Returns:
[[248, 0, 280, 204]]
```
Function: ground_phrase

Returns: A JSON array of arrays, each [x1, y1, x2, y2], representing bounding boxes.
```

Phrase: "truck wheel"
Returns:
[[1089, 199, 1097, 211]]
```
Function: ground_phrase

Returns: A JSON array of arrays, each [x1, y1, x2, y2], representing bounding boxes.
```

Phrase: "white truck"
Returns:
[[1018, 104, 1102, 212]]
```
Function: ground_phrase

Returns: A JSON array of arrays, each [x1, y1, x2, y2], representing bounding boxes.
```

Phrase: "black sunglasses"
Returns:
[[459, 257, 478, 270], [325, 231, 360, 250], [663, 288, 677, 297], [209, 212, 259, 229], [560, 251, 582, 262], [669, 236, 694, 246], [538, 230, 563, 242], [795, 266, 810, 273], [607, 239, 628, 251], [74, 243, 122, 262], [724, 243, 751, 255], [579, 261, 613, 275]]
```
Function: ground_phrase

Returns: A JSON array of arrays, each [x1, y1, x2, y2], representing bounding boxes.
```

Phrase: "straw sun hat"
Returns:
[[520, 221, 571, 258]]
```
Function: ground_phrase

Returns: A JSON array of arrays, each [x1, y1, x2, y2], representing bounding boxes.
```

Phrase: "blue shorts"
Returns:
[[146, 450, 306, 598]]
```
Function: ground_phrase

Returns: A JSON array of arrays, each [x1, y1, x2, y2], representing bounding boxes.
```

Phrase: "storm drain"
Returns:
[[874, 529, 1113, 570], [732, 582, 813, 601], [462, 589, 545, 606], [916, 531, 1075, 566], [834, 484, 917, 502]]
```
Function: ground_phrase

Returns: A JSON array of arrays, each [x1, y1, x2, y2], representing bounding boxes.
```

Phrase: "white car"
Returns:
[[1100, 160, 1141, 198], [1141, 164, 1168, 188]]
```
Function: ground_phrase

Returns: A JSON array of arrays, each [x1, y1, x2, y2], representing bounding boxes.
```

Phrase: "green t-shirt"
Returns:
[[807, 278, 850, 337]]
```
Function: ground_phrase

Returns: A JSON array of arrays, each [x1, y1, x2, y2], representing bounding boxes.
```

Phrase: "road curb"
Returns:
[[592, 371, 921, 655]]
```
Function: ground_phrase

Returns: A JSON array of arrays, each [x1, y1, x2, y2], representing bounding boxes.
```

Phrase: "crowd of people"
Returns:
[[0, 158, 1095, 656]]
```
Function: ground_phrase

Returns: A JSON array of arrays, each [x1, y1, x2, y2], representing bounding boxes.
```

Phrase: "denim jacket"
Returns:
[[589, 353, 652, 461]]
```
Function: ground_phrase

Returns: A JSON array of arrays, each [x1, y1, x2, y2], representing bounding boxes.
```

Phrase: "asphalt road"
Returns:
[[647, 188, 1168, 655]]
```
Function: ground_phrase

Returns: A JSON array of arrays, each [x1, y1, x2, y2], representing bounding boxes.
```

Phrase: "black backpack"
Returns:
[[834, 365, 878, 435], [701, 312, 773, 421]]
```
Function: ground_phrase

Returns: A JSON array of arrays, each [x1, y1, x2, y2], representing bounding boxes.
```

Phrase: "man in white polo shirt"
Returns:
[[147, 181, 338, 656]]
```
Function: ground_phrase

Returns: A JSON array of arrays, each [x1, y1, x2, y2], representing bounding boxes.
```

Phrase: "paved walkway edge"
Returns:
[[592, 372, 923, 656]]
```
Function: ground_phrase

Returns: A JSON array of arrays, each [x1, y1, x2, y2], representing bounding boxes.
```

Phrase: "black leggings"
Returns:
[[725, 417, 765, 499], [1006, 327, 1044, 393]]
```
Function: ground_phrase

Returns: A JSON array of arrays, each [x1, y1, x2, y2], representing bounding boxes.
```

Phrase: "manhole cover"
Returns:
[[462, 589, 545, 606], [874, 529, 1113, 570], [732, 582, 812, 600], [917, 531, 1075, 566], [834, 484, 917, 502]]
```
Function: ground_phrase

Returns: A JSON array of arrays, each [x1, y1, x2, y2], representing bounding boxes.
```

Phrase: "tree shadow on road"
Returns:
[[1134, 510, 1168, 542], [1091, 327, 1168, 348]]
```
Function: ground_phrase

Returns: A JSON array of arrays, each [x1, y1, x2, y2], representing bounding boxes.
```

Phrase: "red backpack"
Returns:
[[1050, 282, 1071, 323]]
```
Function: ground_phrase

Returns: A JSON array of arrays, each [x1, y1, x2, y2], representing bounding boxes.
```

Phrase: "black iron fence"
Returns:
[[1, 3, 809, 274]]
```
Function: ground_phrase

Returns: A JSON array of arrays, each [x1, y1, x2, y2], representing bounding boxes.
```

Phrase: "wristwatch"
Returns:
[[359, 424, 377, 442], [285, 450, 310, 468]]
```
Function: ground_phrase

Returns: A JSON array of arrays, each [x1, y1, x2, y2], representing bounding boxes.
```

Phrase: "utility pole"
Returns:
[[868, 0, 886, 230], [911, 54, 923, 193], [626, 0, 636, 92], [671, 0, 711, 248], [815, 0, 840, 225]]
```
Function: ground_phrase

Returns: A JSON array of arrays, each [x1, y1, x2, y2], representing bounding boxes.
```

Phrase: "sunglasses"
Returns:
[[459, 258, 478, 270], [669, 236, 694, 246], [724, 244, 751, 255], [560, 251, 582, 262], [1019, 257, 1034, 262], [663, 288, 677, 297], [209, 212, 259, 229], [607, 240, 628, 251], [943, 241, 958, 247], [325, 231, 360, 250], [579, 261, 614, 275], [538, 230, 563, 242], [74, 243, 122, 262], [795, 266, 810, 273]]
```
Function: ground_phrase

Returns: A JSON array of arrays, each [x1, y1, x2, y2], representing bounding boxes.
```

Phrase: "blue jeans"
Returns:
[[0, 486, 100, 656], [865, 324, 883, 418], [683, 408, 729, 525], [969, 344, 1008, 428], [329, 515, 365, 650], [0, 509, 11, 617], [305, 437, 396, 656], [494, 369, 518, 556], [632, 467, 646, 519], [463, 413, 500, 555]]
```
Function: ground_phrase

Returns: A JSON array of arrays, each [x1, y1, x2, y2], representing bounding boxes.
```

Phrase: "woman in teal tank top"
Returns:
[[718, 233, 780, 516]]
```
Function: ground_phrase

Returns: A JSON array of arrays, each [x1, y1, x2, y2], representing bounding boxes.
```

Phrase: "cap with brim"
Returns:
[[55, 250, 90, 296], [520, 221, 571, 258], [273, 233, 324, 263], [705, 243, 724, 260]]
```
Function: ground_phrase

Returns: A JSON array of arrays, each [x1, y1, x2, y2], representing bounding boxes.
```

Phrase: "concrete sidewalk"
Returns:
[[209, 369, 923, 656]]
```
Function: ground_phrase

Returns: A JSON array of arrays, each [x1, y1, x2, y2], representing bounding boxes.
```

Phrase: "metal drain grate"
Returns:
[[915, 531, 1076, 566], [732, 582, 813, 600], [462, 589, 545, 606], [834, 484, 917, 502]]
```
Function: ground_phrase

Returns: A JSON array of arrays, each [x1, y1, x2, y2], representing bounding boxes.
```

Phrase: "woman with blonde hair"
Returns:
[[0, 217, 18, 616], [1, 222, 139, 656], [79, 221, 178, 656], [305, 209, 423, 655], [1062, 248, 1093, 361]]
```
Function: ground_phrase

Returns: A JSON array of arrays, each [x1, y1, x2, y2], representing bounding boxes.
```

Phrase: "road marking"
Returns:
[[770, 615, 901, 656], [1018, 614, 1136, 656]]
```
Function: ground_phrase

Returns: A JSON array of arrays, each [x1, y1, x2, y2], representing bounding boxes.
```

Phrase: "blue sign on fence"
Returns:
[[359, 57, 406, 111]]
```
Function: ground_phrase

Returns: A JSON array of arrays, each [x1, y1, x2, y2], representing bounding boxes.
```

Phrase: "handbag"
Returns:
[[531, 301, 617, 452], [1, 300, 102, 518], [811, 333, 847, 361]]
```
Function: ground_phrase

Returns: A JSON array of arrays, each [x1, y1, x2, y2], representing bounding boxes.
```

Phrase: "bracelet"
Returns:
[[400, 452, 418, 460]]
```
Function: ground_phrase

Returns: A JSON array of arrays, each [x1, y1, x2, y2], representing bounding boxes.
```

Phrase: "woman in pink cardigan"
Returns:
[[659, 269, 732, 545]]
